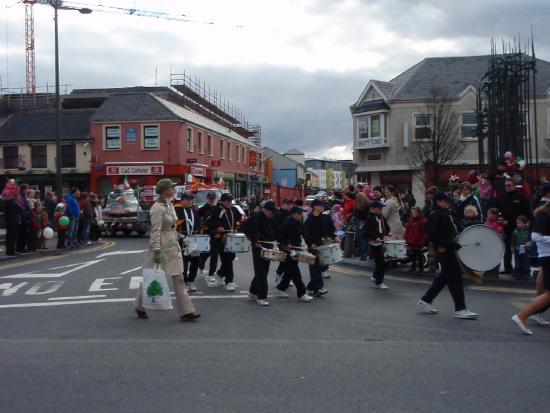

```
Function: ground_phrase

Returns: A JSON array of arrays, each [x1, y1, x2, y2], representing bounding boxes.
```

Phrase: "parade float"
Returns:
[[103, 183, 150, 237]]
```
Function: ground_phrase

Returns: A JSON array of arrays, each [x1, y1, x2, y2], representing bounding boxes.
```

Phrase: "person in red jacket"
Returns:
[[404, 207, 429, 273], [342, 192, 356, 224], [54, 203, 68, 250]]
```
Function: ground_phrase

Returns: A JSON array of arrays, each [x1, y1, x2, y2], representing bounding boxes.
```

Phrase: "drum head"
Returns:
[[457, 224, 504, 272]]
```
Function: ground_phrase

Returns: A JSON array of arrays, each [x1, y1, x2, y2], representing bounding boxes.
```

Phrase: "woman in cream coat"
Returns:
[[382, 185, 405, 238], [134, 179, 200, 321]]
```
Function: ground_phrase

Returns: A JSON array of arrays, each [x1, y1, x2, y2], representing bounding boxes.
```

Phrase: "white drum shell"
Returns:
[[186, 235, 210, 253], [225, 233, 251, 253], [294, 252, 316, 265], [456, 224, 504, 272], [261, 248, 286, 262], [318, 243, 343, 266], [384, 240, 407, 260]]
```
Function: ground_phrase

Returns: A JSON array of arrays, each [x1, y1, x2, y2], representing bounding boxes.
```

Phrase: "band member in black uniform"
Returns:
[[303, 199, 336, 297], [175, 192, 201, 292], [275, 198, 293, 283], [241, 201, 279, 306], [417, 192, 478, 319], [364, 201, 390, 290], [207, 193, 242, 292], [275, 206, 314, 302], [198, 192, 219, 280]]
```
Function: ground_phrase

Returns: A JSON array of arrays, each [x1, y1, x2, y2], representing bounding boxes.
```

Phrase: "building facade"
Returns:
[[351, 55, 550, 198], [305, 158, 357, 191], [263, 147, 305, 188]]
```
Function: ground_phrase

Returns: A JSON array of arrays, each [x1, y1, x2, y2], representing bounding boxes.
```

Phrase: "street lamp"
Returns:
[[47, 0, 92, 196]]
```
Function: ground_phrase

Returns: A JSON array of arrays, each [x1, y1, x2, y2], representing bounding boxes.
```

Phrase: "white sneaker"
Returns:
[[206, 276, 218, 287], [248, 292, 257, 301], [225, 282, 236, 292], [529, 315, 550, 326], [289, 281, 294, 287], [186, 282, 198, 292], [374, 283, 389, 290], [215, 274, 225, 287], [512, 315, 533, 335], [256, 299, 270, 306], [454, 309, 478, 319], [322, 272, 331, 279], [276, 289, 289, 298], [417, 299, 438, 314], [298, 294, 314, 302]]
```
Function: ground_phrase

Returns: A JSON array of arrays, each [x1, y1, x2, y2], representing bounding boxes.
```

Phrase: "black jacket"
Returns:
[[426, 206, 461, 251], [5, 198, 23, 225], [363, 213, 389, 242], [276, 208, 291, 227], [303, 213, 335, 247], [278, 217, 303, 247], [495, 191, 532, 230], [241, 211, 278, 245], [207, 205, 242, 233], [175, 206, 201, 235], [455, 195, 482, 221]]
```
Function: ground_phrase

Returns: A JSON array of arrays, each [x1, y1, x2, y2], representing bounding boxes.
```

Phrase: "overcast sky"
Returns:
[[2, 0, 550, 159]]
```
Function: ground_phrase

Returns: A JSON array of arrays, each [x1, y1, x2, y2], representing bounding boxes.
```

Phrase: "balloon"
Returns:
[[59, 216, 70, 227], [42, 227, 54, 239]]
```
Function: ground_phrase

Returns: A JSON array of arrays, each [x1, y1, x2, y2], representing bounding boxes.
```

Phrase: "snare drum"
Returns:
[[294, 251, 316, 265], [384, 240, 407, 260], [186, 235, 210, 253], [317, 243, 343, 266], [224, 233, 251, 253], [261, 248, 287, 262]]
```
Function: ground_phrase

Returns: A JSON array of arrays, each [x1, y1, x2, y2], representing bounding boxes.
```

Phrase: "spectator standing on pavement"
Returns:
[[512, 215, 531, 281], [459, 205, 481, 230], [331, 204, 344, 232], [90, 194, 102, 242], [355, 192, 370, 261], [45, 192, 57, 229], [404, 207, 429, 274], [78, 192, 93, 245], [478, 174, 495, 219], [65, 188, 81, 248], [455, 182, 483, 222], [382, 185, 404, 238], [495, 178, 531, 274], [16, 185, 33, 253], [1, 180, 23, 256], [55, 203, 68, 249]]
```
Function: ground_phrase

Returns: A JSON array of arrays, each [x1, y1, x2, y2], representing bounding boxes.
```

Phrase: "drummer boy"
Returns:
[[364, 201, 390, 290]]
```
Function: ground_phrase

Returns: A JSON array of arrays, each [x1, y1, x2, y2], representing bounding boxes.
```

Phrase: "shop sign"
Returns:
[[106, 165, 164, 175], [125, 128, 137, 142], [210, 159, 221, 167], [190, 166, 205, 177]]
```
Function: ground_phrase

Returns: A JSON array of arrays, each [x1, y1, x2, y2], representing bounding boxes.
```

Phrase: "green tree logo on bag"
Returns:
[[146, 280, 164, 303]]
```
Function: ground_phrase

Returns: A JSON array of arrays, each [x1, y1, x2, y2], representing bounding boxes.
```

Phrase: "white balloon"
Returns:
[[43, 227, 55, 240]]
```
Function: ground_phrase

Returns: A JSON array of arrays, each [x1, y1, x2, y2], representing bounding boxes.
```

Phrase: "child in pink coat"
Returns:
[[332, 204, 344, 232]]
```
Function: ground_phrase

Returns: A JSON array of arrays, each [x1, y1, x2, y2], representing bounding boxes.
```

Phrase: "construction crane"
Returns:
[[18, 0, 237, 96]]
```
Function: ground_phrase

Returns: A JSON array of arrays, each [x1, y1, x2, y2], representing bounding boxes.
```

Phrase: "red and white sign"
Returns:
[[210, 160, 221, 167], [190, 166, 206, 177], [106, 165, 164, 176]]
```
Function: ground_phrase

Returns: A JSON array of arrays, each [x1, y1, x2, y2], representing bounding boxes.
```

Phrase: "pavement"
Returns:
[[0, 237, 549, 413]]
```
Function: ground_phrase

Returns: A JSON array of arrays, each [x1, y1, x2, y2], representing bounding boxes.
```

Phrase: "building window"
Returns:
[[207, 135, 213, 156], [415, 114, 432, 140], [220, 139, 225, 158], [358, 116, 369, 139], [143, 125, 160, 149], [187, 128, 193, 152], [227, 142, 232, 161], [198, 132, 204, 154], [3, 146, 19, 169], [105, 126, 121, 149], [241, 147, 245, 163], [258, 153, 263, 172], [31, 145, 47, 169], [370, 115, 381, 138], [236, 145, 240, 162], [461, 112, 477, 139], [61, 144, 76, 168]]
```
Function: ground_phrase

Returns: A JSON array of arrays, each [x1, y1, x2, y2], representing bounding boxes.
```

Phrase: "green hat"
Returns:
[[155, 179, 177, 195]]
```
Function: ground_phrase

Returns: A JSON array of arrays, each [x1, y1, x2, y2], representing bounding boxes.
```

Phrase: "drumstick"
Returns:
[[257, 240, 277, 244], [289, 245, 307, 250], [461, 242, 481, 247]]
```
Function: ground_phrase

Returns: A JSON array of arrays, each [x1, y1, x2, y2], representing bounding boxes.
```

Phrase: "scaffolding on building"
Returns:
[[170, 71, 261, 146]]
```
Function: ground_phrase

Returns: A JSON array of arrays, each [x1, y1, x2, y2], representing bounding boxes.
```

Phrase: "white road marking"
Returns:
[[48, 295, 107, 301], [24, 281, 64, 295], [96, 250, 147, 258], [89, 277, 121, 292], [1, 259, 105, 279], [129, 276, 143, 290], [120, 267, 142, 275], [0, 295, 250, 309], [0, 282, 30, 296]]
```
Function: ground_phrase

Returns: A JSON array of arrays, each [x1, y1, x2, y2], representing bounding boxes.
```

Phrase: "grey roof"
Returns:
[[357, 55, 550, 104], [90, 93, 178, 122], [284, 148, 304, 155], [264, 147, 303, 169], [351, 99, 390, 115], [0, 110, 92, 143]]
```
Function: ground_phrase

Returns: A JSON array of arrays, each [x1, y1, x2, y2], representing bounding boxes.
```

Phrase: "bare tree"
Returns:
[[407, 89, 466, 187]]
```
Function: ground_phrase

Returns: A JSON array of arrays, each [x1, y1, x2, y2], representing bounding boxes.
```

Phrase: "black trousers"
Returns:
[[216, 239, 235, 283], [277, 257, 306, 297], [5, 219, 20, 255], [307, 263, 325, 293], [503, 226, 514, 272], [250, 246, 271, 299], [16, 221, 30, 252], [276, 260, 287, 276], [56, 232, 67, 249], [421, 251, 466, 311], [183, 255, 200, 283], [199, 237, 219, 275], [370, 245, 386, 285], [89, 222, 100, 241]]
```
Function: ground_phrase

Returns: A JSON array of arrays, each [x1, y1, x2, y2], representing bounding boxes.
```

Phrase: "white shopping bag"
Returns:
[[142, 266, 173, 311]]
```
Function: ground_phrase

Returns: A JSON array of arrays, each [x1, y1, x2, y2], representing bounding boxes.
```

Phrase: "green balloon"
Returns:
[[59, 216, 70, 227]]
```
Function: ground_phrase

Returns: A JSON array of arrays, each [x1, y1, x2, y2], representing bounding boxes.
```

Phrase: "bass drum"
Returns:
[[456, 224, 504, 272]]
